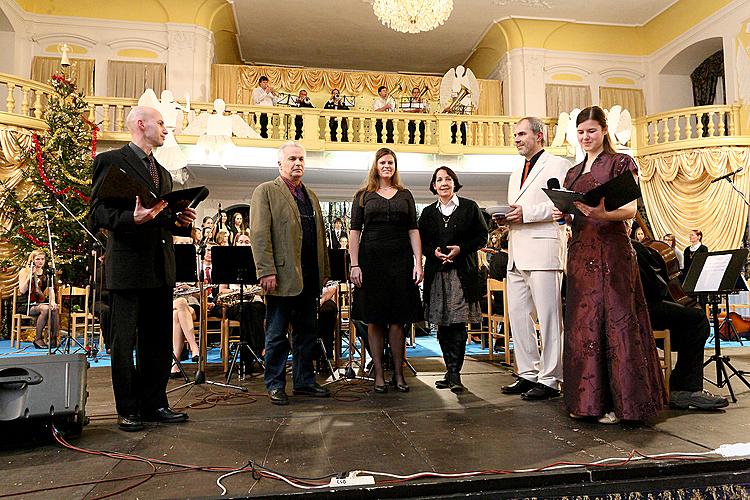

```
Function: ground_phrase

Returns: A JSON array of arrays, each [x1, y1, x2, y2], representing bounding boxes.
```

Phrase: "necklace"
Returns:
[[440, 204, 457, 228]]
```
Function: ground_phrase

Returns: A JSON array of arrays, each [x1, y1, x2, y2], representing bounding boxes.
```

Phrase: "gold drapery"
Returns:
[[599, 87, 646, 118], [31, 56, 96, 96], [545, 84, 591, 118], [638, 147, 750, 252], [0, 126, 35, 297], [211, 64, 503, 115]]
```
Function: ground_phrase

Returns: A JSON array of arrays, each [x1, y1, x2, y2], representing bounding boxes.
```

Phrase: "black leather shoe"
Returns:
[[435, 378, 451, 389], [117, 414, 144, 432], [501, 377, 536, 395], [292, 383, 331, 397], [374, 384, 388, 394], [521, 383, 561, 401], [449, 374, 465, 393], [32, 340, 48, 349], [269, 388, 289, 405], [142, 407, 189, 423]]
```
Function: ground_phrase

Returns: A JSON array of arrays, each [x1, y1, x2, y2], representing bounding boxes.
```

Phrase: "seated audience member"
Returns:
[[315, 282, 339, 375], [292, 89, 314, 140], [171, 286, 201, 378], [324, 89, 349, 142], [632, 238, 728, 410], [328, 217, 345, 249], [217, 233, 266, 373], [16, 249, 60, 349], [215, 229, 230, 247]]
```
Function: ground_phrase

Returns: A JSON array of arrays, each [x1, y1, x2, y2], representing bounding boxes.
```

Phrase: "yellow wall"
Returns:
[[467, 0, 736, 78], [13, 0, 241, 63]]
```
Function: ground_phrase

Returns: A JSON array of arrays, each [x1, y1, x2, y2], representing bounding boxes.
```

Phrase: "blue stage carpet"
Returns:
[[0, 330, 743, 366]]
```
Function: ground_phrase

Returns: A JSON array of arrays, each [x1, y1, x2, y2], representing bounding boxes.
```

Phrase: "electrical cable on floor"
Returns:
[[9, 425, 740, 498]]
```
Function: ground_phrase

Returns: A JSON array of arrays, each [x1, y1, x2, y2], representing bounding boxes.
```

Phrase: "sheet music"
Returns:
[[694, 254, 732, 292]]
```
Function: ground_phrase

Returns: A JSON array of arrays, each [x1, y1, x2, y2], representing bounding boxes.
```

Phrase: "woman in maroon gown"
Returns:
[[553, 106, 666, 424]]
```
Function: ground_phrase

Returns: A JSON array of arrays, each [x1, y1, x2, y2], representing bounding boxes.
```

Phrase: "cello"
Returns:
[[634, 213, 698, 308]]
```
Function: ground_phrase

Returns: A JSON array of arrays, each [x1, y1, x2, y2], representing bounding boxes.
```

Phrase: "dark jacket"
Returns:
[[419, 197, 488, 307], [90, 145, 189, 290]]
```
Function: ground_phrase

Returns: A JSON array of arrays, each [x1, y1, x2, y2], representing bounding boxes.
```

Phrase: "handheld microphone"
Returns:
[[30, 206, 53, 212], [711, 166, 743, 183], [546, 179, 566, 225], [188, 186, 209, 209]]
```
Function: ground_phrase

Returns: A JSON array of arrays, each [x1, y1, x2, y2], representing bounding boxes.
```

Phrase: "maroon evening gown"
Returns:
[[563, 152, 666, 421]]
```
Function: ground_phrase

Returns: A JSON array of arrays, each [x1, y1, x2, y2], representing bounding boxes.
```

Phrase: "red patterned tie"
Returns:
[[147, 154, 160, 190]]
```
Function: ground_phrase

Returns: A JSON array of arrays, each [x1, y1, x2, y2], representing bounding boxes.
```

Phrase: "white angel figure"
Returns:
[[183, 98, 261, 169], [551, 111, 569, 147], [612, 108, 632, 147], [137, 89, 189, 174], [564, 108, 584, 163], [439, 65, 480, 114]]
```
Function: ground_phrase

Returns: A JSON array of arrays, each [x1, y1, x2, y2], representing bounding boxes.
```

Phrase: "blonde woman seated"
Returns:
[[171, 285, 201, 378], [17, 249, 60, 349]]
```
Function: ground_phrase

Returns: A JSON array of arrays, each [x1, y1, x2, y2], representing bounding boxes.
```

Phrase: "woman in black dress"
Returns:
[[683, 229, 708, 278], [419, 167, 488, 392], [349, 148, 423, 393]]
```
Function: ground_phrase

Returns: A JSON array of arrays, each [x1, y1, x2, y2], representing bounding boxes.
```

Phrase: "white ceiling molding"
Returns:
[[544, 63, 592, 77], [106, 37, 168, 51], [32, 32, 97, 48], [599, 67, 646, 79]]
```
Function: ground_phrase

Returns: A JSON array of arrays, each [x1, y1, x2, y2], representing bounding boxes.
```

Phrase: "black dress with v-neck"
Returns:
[[350, 189, 423, 324]]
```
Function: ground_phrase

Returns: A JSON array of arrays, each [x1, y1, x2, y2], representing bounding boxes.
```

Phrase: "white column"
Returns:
[[166, 23, 213, 102]]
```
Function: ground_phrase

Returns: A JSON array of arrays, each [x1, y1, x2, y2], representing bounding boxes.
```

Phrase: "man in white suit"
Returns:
[[499, 117, 571, 400]]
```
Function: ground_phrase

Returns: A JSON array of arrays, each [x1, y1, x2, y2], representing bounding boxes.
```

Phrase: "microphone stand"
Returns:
[[53, 196, 103, 358], [40, 208, 57, 355]]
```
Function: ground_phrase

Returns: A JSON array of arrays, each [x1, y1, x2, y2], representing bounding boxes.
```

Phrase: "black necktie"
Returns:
[[147, 154, 160, 190]]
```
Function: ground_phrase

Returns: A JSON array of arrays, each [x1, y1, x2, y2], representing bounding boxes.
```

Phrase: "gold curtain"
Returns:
[[0, 126, 35, 297], [107, 61, 167, 98], [31, 56, 96, 96], [545, 84, 591, 118], [638, 147, 750, 251], [599, 87, 646, 118], [211, 64, 503, 115]]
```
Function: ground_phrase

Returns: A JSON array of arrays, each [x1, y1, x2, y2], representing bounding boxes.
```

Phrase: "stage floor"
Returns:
[[2, 351, 750, 499]]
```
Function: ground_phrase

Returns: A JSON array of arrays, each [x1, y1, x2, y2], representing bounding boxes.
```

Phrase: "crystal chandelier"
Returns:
[[372, 0, 454, 34]]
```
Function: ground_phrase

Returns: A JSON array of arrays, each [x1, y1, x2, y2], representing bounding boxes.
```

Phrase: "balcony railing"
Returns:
[[2, 72, 749, 157], [632, 104, 749, 154]]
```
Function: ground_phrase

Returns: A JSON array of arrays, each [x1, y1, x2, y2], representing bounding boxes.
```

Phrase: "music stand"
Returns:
[[683, 249, 750, 402], [210, 245, 265, 384]]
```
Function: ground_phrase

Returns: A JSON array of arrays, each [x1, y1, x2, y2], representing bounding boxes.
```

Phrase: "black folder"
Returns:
[[542, 171, 641, 214], [95, 166, 208, 210]]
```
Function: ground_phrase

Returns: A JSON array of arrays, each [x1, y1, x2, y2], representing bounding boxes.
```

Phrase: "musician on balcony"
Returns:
[[292, 89, 314, 140], [251, 75, 278, 138], [372, 86, 395, 143], [324, 88, 349, 142]]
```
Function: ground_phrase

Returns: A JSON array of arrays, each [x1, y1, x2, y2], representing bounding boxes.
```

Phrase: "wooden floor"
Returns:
[[2, 350, 750, 499]]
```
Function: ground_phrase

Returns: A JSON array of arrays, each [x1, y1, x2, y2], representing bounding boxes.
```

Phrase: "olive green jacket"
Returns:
[[250, 176, 330, 296]]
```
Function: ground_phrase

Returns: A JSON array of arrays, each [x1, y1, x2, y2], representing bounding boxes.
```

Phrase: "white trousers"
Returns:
[[506, 266, 563, 389]]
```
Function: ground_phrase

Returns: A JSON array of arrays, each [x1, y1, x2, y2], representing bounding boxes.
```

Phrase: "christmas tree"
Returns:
[[0, 72, 98, 284]]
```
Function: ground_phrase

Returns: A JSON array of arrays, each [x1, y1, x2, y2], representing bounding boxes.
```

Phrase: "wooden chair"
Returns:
[[192, 288, 231, 372], [59, 285, 91, 346], [653, 329, 672, 395], [486, 278, 512, 364], [11, 289, 36, 348]]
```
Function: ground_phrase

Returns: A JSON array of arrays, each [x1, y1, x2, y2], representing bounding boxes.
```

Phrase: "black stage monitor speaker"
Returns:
[[0, 354, 88, 446]]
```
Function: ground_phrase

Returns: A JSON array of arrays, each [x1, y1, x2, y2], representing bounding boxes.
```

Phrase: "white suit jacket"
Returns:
[[506, 151, 572, 271]]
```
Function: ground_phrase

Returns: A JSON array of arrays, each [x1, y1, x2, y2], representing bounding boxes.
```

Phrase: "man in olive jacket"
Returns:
[[250, 141, 331, 405]]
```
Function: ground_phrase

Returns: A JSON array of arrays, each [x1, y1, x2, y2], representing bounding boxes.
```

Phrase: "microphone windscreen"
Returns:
[[547, 178, 561, 189], [189, 187, 210, 208]]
